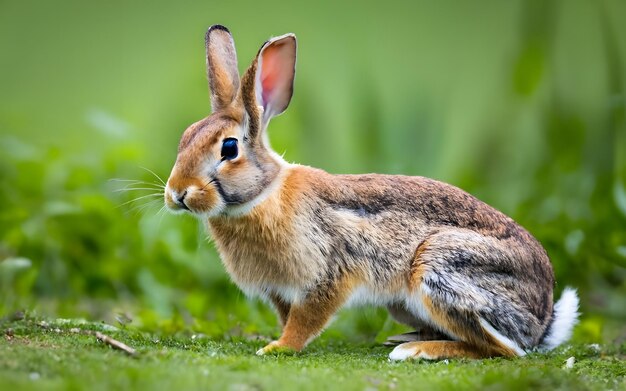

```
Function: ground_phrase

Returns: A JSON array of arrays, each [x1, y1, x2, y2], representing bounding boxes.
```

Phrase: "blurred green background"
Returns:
[[1, 0, 625, 342]]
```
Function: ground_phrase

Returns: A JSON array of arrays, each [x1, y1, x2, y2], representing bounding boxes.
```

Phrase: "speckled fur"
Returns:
[[165, 25, 571, 359]]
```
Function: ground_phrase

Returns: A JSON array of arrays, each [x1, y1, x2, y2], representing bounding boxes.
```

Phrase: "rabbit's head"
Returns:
[[165, 25, 296, 216]]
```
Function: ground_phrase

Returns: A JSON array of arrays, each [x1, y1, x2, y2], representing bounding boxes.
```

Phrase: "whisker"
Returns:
[[113, 188, 165, 193], [201, 179, 216, 191], [126, 198, 162, 216], [156, 205, 168, 229], [109, 181, 166, 196], [109, 178, 164, 186], [156, 204, 167, 216], [116, 193, 164, 208], [139, 166, 166, 186], [109, 178, 148, 182], [110, 180, 165, 188], [116, 182, 164, 188], [135, 199, 163, 215]]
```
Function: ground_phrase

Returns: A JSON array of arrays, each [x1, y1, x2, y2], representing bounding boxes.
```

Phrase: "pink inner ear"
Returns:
[[259, 42, 292, 112], [261, 71, 276, 106]]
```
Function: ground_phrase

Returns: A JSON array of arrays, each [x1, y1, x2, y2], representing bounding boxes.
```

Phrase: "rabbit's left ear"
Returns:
[[206, 25, 240, 112], [242, 33, 296, 138]]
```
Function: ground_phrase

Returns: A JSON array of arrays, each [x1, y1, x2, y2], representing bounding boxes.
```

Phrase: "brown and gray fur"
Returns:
[[164, 25, 580, 360]]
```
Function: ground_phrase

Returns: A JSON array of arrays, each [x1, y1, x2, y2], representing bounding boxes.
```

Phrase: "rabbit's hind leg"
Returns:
[[389, 341, 486, 360], [385, 303, 452, 346], [390, 293, 525, 360], [389, 292, 523, 360], [389, 295, 520, 360], [390, 229, 533, 361]]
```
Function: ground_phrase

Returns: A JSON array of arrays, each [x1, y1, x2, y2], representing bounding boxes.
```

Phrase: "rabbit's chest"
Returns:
[[207, 216, 322, 291]]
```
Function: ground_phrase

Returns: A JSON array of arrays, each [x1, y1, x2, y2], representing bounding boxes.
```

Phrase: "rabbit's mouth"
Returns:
[[164, 179, 223, 216], [164, 189, 190, 211]]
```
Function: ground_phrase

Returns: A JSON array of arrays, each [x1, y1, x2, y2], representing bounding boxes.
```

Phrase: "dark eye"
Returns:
[[221, 138, 238, 160]]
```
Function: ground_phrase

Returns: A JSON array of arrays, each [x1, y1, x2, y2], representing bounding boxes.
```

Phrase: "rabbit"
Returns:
[[164, 25, 580, 360]]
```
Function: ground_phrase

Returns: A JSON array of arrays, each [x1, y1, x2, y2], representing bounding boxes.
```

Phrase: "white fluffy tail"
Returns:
[[540, 287, 580, 350]]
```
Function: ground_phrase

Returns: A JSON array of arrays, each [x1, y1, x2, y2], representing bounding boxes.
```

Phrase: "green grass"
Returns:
[[1, 316, 624, 391]]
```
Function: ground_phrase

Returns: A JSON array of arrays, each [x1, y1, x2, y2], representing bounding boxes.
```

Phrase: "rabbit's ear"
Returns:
[[205, 25, 240, 112], [242, 34, 296, 138], [255, 34, 297, 123]]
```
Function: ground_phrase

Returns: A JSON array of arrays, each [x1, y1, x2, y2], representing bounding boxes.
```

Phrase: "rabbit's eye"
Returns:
[[221, 138, 238, 160]]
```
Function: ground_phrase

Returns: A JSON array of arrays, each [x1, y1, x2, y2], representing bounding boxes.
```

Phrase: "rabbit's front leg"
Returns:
[[257, 280, 352, 355], [268, 292, 291, 328]]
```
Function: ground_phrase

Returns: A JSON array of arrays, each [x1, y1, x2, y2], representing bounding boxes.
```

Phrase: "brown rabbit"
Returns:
[[164, 25, 579, 360]]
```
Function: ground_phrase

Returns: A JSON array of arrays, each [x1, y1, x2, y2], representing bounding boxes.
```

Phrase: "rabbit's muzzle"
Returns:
[[164, 176, 221, 215]]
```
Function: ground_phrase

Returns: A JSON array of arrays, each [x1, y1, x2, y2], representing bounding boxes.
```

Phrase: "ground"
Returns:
[[0, 316, 624, 391]]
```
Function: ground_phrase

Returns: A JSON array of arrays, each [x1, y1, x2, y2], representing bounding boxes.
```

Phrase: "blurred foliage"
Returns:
[[0, 0, 625, 342]]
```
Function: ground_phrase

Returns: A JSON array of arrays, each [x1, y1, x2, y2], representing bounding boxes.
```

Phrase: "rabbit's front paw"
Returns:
[[256, 340, 297, 356]]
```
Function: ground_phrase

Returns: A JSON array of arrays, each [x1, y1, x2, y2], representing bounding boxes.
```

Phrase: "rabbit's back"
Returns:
[[316, 171, 536, 243]]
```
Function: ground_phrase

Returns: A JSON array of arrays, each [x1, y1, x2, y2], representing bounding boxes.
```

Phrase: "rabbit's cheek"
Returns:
[[217, 159, 265, 200], [219, 155, 246, 174], [185, 186, 221, 213]]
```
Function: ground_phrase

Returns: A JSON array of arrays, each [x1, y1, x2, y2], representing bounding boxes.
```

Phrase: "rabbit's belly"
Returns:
[[345, 286, 402, 308], [402, 287, 438, 327], [344, 285, 436, 327], [269, 284, 307, 303]]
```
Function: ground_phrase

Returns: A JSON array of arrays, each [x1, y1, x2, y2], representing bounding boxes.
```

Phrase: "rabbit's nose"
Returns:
[[171, 189, 190, 210]]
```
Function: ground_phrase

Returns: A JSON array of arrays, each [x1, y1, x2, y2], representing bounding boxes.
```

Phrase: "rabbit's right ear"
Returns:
[[205, 25, 240, 112], [240, 33, 296, 141]]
